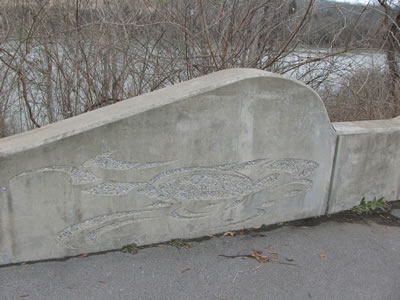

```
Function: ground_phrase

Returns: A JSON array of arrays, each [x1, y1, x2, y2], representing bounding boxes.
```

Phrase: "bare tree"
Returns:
[[0, 0, 395, 137], [378, 0, 400, 116]]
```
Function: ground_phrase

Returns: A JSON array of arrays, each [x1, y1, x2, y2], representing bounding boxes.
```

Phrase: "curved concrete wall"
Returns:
[[0, 69, 398, 265]]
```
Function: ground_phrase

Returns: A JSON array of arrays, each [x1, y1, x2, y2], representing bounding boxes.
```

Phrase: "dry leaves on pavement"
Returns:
[[250, 250, 269, 264], [219, 249, 296, 266], [223, 231, 235, 236]]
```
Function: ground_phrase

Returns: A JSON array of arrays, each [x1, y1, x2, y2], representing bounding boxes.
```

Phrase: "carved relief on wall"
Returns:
[[5, 152, 319, 250]]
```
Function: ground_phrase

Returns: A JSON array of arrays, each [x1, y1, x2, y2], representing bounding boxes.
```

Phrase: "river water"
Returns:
[[281, 49, 386, 91], [0, 46, 388, 133]]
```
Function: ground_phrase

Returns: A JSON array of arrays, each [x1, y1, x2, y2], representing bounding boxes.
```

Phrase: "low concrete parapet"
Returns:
[[0, 69, 398, 265], [328, 118, 400, 213]]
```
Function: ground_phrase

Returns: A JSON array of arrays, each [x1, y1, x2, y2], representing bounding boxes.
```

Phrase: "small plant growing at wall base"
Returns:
[[352, 197, 388, 215], [121, 244, 137, 254]]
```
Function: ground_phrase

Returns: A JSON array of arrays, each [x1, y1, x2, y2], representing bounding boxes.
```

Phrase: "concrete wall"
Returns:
[[0, 69, 398, 265], [328, 118, 400, 213]]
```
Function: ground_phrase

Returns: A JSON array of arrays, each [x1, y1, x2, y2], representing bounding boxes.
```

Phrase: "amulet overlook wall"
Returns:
[[0, 69, 399, 265]]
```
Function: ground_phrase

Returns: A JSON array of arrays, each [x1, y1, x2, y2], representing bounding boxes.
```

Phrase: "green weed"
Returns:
[[352, 197, 387, 214], [121, 244, 137, 254]]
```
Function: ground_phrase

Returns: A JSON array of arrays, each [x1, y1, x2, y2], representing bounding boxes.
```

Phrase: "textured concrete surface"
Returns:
[[329, 119, 400, 213], [0, 219, 399, 300], [0, 69, 336, 264], [1, 68, 399, 266], [392, 209, 400, 218]]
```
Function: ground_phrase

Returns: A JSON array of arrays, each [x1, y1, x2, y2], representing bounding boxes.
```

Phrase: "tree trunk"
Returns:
[[386, 13, 400, 116]]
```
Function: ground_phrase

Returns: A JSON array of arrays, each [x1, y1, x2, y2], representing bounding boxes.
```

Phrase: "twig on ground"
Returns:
[[232, 265, 262, 283]]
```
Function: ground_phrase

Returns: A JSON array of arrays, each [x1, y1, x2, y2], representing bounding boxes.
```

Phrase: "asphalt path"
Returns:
[[1, 208, 399, 300]]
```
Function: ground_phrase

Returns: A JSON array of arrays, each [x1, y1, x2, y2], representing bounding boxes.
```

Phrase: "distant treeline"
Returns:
[[0, 0, 389, 48], [299, 0, 386, 48]]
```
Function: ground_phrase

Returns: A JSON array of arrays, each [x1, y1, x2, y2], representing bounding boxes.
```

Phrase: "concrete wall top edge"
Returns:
[[333, 118, 400, 135], [0, 68, 330, 156]]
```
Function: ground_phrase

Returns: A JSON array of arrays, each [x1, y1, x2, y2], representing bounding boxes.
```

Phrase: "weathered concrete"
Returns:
[[1, 68, 399, 265], [328, 118, 400, 214], [0, 69, 337, 264], [1, 219, 399, 300], [392, 209, 400, 218]]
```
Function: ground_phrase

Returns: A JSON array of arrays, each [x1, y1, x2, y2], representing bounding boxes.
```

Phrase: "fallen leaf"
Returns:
[[207, 235, 216, 238], [250, 250, 269, 264], [224, 231, 235, 236], [271, 260, 280, 264], [80, 253, 89, 258], [253, 225, 262, 229], [181, 268, 191, 273], [239, 231, 245, 235], [258, 256, 269, 263], [320, 254, 327, 258], [266, 251, 280, 255], [182, 242, 193, 249], [21, 262, 27, 265]]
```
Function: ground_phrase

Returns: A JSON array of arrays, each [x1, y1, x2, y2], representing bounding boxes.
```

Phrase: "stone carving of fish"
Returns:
[[51, 154, 318, 250]]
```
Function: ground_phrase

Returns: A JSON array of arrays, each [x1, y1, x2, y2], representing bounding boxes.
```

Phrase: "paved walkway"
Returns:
[[1, 209, 399, 300]]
